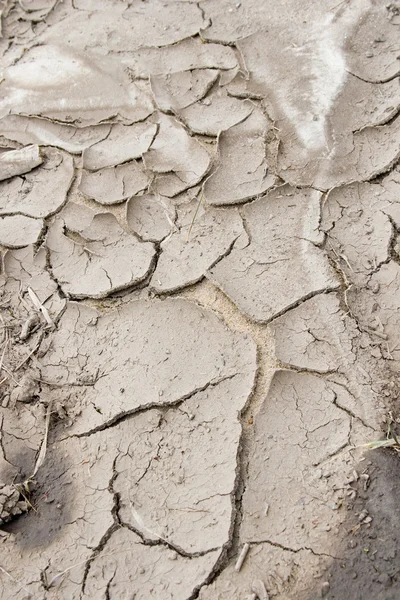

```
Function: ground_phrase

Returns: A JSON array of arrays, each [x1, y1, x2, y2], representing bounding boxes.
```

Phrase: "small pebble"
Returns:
[[358, 509, 368, 522], [321, 581, 330, 597], [377, 572, 392, 587], [363, 516, 373, 524]]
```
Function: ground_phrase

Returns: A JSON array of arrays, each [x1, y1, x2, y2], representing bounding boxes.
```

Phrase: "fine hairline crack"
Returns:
[[61, 372, 239, 440]]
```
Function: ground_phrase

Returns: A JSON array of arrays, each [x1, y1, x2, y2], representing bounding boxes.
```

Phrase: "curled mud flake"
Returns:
[[58, 201, 94, 233], [208, 185, 339, 323], [126, 194, 173, 242], [151, 69, 219, 113], [39, 298, 256, 434], [203, 108, 276, 206], [0, 214, 43, 248], [123, 37, 238, 78], [41, 0, 206, 52], [0, 145, 42, 181], [0, 115, 111, 154], [150, 200, 244, 293], [79, 161, 150, 206], [143, 113, 211, 197], [179, 88, 253, 136], [240, 370, 355, 552], [0, 147, 73, 218], [83, 527, 220, 600], [46, 212, 155, 299], [0, 245, 66, 323], [0, 45, 154, 126], [82, 122, 158, 171]]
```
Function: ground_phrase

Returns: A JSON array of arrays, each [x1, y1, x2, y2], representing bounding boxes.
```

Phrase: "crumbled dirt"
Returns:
[[0, 0, 399, 598]]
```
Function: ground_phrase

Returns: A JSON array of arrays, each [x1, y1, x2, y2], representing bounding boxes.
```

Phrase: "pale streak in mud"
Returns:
[[278, 0, 370, 151]]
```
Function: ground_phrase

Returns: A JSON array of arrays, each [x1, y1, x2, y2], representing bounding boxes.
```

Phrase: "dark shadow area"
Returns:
[[308, 449, 400, 600]]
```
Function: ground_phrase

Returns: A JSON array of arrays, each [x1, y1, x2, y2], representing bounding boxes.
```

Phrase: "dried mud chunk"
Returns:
[[82, 122, 158, 171], [0, 245, 65, 322], [115, 376, 250, 554], [271, 293, 357, 373], [241, 370, 353, 553], [126, 194, 172, 242], [39, 298, 256, 434], [0, 145, 42, 181], [0, 147, 73, 218], [0, 45, 153, 126], [10, 373, 39, 404], [124, 37, 237, 78], [42, 1, 206, 52], [0, 483, 28, 525], [143, 113, 210, 197], [0, 214, 42, 248], [0, 115, 111, 154], [151, 69, 219, 113], [150, 201, 243, 293], [208, 186, 338, 323], [47, 213, 155, 298], [79, 161, 150, 205], [203, 108, 275, 205], [179, 88, 253, 136], [83, 527, 220, 600]]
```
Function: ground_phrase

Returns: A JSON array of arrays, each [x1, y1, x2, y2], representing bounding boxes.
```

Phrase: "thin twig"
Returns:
[[27, 287, 54, 327], [186, 191, 204, 243], [46, 549, 132, 589], [31, 402, 51, 479], [0, 565, 31, 596], [14, 341, 41, 372]]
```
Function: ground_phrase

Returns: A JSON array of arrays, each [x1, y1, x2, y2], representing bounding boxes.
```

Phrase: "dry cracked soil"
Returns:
[[0, 0, 399, 598]]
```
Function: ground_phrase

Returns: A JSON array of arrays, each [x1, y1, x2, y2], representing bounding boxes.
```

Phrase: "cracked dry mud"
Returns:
[[0, 0, 399, 599]]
